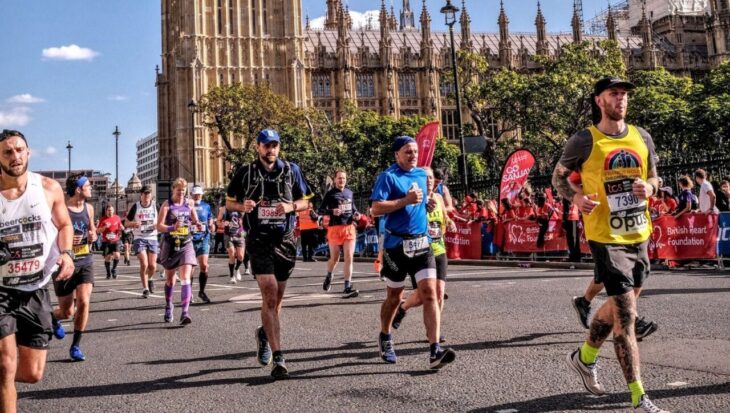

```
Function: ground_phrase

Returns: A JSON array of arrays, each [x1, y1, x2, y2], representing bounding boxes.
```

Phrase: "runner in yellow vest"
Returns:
[[552, 77, 668, 413]]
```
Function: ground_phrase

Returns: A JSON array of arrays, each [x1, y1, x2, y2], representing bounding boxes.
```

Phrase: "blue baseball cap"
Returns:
[[392, 135, 416, 152], [257, 128, 281, 144]]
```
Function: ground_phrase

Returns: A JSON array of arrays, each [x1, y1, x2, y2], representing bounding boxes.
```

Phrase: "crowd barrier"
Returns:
[[444, 212, 730, 261]]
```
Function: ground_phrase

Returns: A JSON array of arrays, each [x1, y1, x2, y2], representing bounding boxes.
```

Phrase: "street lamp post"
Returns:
[[112, 126, 121, 213], [65, 140, 73, 174], [440, 0, 469, 194], [187, 99, 198, 186]]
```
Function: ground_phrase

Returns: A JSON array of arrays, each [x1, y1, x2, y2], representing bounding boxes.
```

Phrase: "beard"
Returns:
[[604, 106, 626, 122], [0, 161, 27, 177]]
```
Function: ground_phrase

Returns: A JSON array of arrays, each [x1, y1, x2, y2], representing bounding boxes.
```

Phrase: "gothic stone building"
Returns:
[[157, 0, 730, 188]]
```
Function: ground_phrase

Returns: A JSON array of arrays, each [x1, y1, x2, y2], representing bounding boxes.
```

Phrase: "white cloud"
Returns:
[[44, 146, 57, 156], [107, 95, 128, 101], [6, 94, 45, 104], [0, 107, 32, 128], [310, 10, 381, 31], [42, 44, 99, 61]]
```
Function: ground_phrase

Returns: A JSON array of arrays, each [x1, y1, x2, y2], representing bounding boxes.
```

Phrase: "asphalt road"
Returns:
[[17, 256, 730, 412]]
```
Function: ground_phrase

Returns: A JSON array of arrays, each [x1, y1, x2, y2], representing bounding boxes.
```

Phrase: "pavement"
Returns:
[[18, 255, 730, 412]]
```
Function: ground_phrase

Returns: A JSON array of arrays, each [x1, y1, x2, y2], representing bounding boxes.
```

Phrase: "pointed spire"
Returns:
[[571, 0, 583, 43], [325, 0, 340, 30], [305, 14, 311, 31], [498, 0, 508, 40], [640, 1, 652, 48], [606, 4, 617, 42], [420, 0, 431, 44], [389, 5, 398, 31], [345, 5, 352, 29], [535, 1, 548, 55], [498, 0, 512, 67], [400, 0, 415, 31], [460, 0, 472, 50]]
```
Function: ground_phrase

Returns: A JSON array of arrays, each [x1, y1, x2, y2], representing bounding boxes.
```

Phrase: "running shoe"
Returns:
[[378, 335, 397, 364], [244, 267, 250, 275], [106, 273, 111, 280], [255, 326, 272, 366], [323, 274, 333, 292], [52, 320, 65, 340], [343, 287, 359, 298], [180, 313, 192, 325], [148, 279, 154, 293], [633, 395, 670, 413], [439, 334, 446, 343], [429, 347, 456, 370], [164, 306, 174, 323], [229, 277, 237, 284], [271, 354, 289, 380], [69, 345, 86, 362], [391, 304, 407, 330], [142, 289, 150, 299], [198, 291, 211, 304], [566, 348, 606, 396], [635, 317, 658, 341], [571, 296, 591, 329], [235, 269, 242, 281]]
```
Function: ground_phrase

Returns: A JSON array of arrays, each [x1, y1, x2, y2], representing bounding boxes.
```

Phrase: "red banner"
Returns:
[[495, 220, 567, 253], [651, 213, 719, 260], [445, 221, 483, 260], [498, 150, 536, 205], [416, 121, 441, 167]]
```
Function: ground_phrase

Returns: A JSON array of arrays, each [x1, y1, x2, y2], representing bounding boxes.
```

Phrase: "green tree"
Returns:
[[695, 61, 730, 155]]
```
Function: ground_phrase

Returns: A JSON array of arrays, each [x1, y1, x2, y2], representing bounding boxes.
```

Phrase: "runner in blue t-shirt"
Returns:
[[369, 136, 456, 370], [191, 185, 215, 303]]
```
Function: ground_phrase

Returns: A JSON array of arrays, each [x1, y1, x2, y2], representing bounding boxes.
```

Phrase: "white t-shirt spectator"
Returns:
[[698, 180, 719, 213]]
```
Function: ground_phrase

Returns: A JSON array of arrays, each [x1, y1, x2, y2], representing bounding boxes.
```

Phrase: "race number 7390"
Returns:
[[607, 192, 643, 212]]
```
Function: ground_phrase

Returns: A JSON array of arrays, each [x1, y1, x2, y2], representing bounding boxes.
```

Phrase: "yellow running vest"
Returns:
[[580, 125, 652, 244], [427, 195, 447, 256]]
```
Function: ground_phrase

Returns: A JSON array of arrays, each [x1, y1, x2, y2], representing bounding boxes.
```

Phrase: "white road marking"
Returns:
[[472, 285, 481, 288], [667, 381, 688, 387], [495, 409, 519, 413], [200, 308, 210, 311], [107, 319, 117, 322], [230, 292, 338, 304]]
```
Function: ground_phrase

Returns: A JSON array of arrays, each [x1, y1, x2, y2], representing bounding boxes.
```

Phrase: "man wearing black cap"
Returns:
[[369, 136, 456, 370], [226, 128, 313, 380], [552, 78, 668, 412]]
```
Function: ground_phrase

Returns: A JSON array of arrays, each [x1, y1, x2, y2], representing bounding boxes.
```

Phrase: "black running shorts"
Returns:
[[53, 264, 94, 297], [102, 242, 120, 255], [588, 240, 650, 296], [0, 287, 53, 349], [246, 231, 297, 282], [382, 245, 436, 288]]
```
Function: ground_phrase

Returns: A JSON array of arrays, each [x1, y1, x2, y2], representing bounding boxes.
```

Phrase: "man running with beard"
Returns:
[[320, 169, 361, 298], [50, 173, 97, 361], [191, 185, 215, 303], [226, 128, 313, 380], [218, 206, 246, 283], [125, 185, 158, 298], [553, 77, 668, 412], [0, 130, 75, 412], [98, 205, 123, 279], [370, 136, 456, 369]]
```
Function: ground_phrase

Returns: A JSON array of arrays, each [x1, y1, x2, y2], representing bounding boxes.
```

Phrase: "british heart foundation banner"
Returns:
[[651, 213, 718, 260], [445, 221, 483, 259], [416, 121, 441, 167], [497, 220, 567, 253], [498, 150, 536, 205]]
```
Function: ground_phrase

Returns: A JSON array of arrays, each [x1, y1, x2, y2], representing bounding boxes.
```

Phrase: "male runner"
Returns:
[[552, 77, 668, 412], [319, 169, 361, 298], [126, 185, 158, 298], [191, 185, 215, 303], [0, 129, 75, 413], [121, 226, 133, 265], [370, 136, 456, 370], [217, 206, 246, 283], [51, 173, 97, 361], [99, 205, 123, 279], [226, 128, 313, 380]]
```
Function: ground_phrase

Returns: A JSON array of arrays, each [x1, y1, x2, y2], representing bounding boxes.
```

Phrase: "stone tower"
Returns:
[[157, 0, 305, 187], [707, 0, 730, 65]]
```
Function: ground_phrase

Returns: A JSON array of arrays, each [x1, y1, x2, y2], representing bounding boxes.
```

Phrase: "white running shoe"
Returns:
[[229, 277, 237, 284], [634, 395, 669, 413], [235, 269, 242, 281], [244, 267, 250, 275], [566, 348, 606, 396]]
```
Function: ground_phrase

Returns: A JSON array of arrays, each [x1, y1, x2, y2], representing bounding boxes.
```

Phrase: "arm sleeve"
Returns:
[[318, 191, 331, 216], [558, 130, 593, 171], [126, 204, 137, 222], [369, 173, 391, 202], [637, 127, 659, 171], [226, 165, 248, 201]]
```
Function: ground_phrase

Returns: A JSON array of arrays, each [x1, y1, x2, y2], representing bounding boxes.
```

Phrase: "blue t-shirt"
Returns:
[[369, 164, 429, 249], [192, 200, 213, 241]]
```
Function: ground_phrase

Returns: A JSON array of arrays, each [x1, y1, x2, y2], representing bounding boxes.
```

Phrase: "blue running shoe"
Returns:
[[378, 334, 397, 364], [52, 320, 65, 340], [69, 346, 86, 362], [255, 326, 272, 366], [429, 347, 456, 370]]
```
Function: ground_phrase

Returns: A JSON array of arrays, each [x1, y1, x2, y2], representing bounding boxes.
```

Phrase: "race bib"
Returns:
[[141, 220, 155, 234], [73, 244, 90, 256], [0, 259, 42, 278], [402, 236, 429, 258], [340, 202, 353, 214], [106, 233, 118, 241], [604, 179, 649, 236], [258, 205, 285, 222], [171, 226, 189, 237]]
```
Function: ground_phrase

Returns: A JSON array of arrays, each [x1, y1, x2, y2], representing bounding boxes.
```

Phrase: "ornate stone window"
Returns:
[[356, 73, 375, 98], [312, 74, 331, 97], [398, 72, 417, 98]]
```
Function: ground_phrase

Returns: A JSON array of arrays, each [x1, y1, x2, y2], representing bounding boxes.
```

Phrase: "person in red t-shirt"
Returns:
[[98, 205, 124, 279], [657, 188, 678, 215], [499, 198, 516, 222]]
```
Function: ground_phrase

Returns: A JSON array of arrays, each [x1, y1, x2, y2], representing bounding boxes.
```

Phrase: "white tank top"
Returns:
[[0, 172, 59, 291], [131, 201, 158, 240]]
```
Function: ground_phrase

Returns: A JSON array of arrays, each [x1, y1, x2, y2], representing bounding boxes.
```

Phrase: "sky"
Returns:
[[0, 0, 615, 185]]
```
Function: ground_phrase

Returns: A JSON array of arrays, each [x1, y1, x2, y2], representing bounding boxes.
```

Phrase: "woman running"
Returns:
[[218, 205, 246, 283]]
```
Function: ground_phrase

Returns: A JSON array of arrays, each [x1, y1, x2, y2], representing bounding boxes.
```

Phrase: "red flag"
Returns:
[[498, 149, 536, 205], [416, 121, 441, 167]]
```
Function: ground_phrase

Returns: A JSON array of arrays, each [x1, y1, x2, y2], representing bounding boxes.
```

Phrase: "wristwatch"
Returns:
[[61, 249, 76, 261]]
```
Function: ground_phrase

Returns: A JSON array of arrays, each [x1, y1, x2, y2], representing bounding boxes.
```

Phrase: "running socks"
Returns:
[[199, 272, 208, 293], [235, 259, 242, 270], [273, 350, 283, 359], [104, 262, 111, 276], [580, 342, 600, 365], [164, 284, 174, 307], [228, 263, 235, 277], [72, 330, 83, 347], [429, 342, 441, 357], [180, 281, 192, 315], [344, 280, 352, 290], [629, 380, 645, 407], [112, 259, 119, 271]]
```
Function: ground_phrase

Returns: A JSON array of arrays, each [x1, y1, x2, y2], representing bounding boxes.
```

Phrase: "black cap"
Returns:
[[594, 76, 635, 96], [140, 185, 152, 193]]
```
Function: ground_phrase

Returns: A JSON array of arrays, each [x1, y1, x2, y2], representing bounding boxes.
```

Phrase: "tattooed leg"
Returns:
[[587, 300, 614, 348], [612, 292, 641, 384]]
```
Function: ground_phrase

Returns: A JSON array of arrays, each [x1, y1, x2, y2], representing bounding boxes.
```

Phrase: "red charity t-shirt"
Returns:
[[99, 215, 122, 243]]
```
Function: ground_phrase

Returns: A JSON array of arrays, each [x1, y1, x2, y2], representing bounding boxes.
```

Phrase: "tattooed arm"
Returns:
[[553, 130, 598, 215], [552, 163, 577, 201]]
